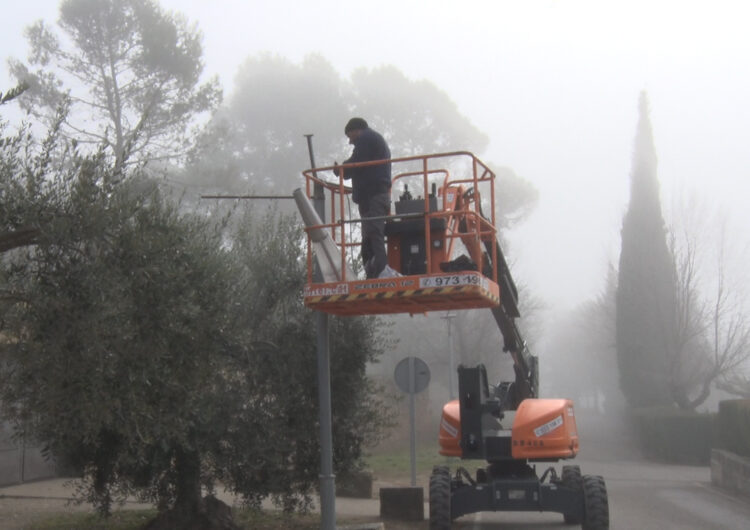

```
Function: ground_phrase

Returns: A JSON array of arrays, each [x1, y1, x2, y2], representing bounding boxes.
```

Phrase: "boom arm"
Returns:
[[454, 187, 539, 408], [488, 244, 539, 408]]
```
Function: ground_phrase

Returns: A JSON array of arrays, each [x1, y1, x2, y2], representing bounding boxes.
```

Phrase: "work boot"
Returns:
[[378, 265, 403, 279]]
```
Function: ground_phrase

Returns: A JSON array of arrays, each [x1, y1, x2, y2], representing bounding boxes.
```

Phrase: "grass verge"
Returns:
[[365, 442, 481, 482]]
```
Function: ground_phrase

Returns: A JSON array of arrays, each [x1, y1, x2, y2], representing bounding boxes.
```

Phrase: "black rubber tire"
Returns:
[[561, 465, 583, 525], [429, 466, 452, 530], [582, 474, 609, 530]]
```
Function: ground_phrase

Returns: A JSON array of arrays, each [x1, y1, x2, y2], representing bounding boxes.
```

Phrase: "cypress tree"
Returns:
[[616, 91, 676, 407]]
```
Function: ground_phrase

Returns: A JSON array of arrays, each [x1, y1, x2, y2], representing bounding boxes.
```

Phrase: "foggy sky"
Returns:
[[3, 0, 749, 313]]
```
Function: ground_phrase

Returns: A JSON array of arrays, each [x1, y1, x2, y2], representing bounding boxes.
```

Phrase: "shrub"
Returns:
[[632, 406, 716, 464], [716, 399, 750, 458]]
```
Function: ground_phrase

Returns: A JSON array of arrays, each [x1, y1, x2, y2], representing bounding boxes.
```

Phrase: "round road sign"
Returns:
[[394, 356, 431, 394]]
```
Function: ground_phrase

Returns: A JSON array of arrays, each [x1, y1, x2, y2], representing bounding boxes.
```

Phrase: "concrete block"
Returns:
[[379, 486, 424, 521]]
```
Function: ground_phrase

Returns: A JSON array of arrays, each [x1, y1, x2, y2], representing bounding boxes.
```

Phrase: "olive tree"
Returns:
[[0, 119, 388, 527]]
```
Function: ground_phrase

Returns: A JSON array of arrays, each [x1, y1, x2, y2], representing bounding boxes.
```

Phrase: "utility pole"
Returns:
[[305, 134, 336, 530]]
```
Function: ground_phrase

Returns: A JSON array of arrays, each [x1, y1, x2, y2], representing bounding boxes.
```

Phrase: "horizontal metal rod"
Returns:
[[200, 195, 295, 200], [339, 212, 426, 225], [339, 208, 484, 225]]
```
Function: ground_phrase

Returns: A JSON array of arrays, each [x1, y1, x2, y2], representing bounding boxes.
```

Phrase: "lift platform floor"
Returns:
[[303, 271, 500, 316]]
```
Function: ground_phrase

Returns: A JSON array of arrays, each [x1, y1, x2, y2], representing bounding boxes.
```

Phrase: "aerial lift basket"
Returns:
[[298, 151, 501, 316]]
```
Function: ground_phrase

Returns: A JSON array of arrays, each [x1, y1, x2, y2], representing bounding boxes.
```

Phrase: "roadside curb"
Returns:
[[711, 448, 750, 501]]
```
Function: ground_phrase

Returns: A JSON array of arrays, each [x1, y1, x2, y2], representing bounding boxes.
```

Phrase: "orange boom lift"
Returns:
[[296, 152, 609, 529]]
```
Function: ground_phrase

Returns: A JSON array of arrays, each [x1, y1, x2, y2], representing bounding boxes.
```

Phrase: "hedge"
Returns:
[[716, 399, 750, 458], [632, 406, 716, 465]]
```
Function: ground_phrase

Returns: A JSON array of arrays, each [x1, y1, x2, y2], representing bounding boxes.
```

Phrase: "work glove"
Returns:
[[332, 161, 341, 177]]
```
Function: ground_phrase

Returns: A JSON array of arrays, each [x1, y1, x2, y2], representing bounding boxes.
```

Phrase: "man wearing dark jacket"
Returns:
[[334, 118, 394, 279]]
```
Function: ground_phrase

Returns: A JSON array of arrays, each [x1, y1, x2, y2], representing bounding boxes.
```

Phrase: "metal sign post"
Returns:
[[394, 356, 430, 487]]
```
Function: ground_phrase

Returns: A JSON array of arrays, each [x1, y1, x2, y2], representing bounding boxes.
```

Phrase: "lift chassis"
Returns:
[[430, 462, 608, 527], [429, 367, 609, 529]]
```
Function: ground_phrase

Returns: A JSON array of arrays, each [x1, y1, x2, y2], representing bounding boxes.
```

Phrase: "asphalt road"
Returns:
[[446, 415, 750, 530], [446, 460, 750, 529]]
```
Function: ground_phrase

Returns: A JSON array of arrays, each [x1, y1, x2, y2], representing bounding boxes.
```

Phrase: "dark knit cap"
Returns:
[[344, 117, 368, 134]]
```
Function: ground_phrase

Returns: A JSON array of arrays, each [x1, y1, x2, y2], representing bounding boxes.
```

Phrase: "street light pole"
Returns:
[[305, 134, 336, 530]]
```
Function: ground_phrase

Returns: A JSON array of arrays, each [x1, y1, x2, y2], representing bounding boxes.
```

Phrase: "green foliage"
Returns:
[[0, 104, 79, 253], [2, 144, 240, 513], [208, 209, 391, 510], [716, 399, 750, 458], [1, 118, 389, 517], [189, 55, 491, 201], [632, 406, 716, 464], [0, 82, 29, 106], [616, 91, 676, 407], [10, 0, 221, 167]]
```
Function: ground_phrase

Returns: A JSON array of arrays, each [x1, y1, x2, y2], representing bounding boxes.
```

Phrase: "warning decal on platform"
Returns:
[[533, 415, 563, 438], [419, 274, 484, 289], [306, 283, 497, 305], [304, 283, 348, 297]]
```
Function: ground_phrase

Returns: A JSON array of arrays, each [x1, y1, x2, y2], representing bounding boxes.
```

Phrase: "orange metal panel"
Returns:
[[511, 399, 579, 460], [438, 400, 462, 457]]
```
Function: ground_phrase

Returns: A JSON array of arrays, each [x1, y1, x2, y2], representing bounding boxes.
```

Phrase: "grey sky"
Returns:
[[3, 0, 749, 312]]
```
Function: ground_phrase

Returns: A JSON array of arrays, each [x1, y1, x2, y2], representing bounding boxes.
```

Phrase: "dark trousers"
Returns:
[[358, 192, 391, 278]]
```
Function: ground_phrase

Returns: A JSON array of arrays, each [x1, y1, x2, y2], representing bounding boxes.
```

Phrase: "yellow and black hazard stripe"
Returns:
[[306, 284, 499, 305]]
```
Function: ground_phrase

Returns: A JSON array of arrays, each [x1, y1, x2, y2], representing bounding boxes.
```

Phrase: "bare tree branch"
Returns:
[[667, 201, 750, 408]]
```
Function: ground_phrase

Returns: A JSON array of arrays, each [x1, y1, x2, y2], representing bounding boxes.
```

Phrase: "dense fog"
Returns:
[[4, 0, 749, 444]]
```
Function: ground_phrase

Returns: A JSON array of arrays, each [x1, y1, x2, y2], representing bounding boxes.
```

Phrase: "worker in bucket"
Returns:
[[333, 117, 400, 279]]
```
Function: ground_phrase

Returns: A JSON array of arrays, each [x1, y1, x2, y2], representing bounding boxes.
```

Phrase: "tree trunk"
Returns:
[[174, 447, 203, 517], [144, 448, 240, 530], [685, 378, 713, 410], [0, 227, 38, 253]]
